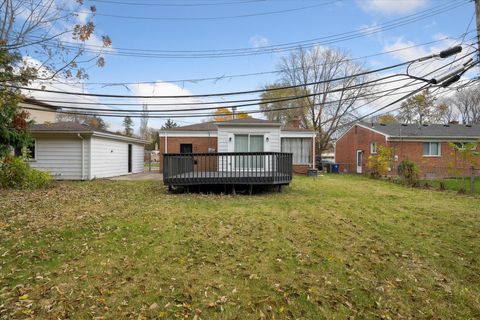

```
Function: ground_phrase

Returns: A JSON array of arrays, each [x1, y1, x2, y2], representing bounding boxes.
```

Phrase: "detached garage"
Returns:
[[27, 122, 146, 180]]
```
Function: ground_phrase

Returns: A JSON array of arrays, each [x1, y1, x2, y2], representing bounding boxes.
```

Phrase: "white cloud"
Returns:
[[249, 35, 269, 49], [357, 0, 428, 15]]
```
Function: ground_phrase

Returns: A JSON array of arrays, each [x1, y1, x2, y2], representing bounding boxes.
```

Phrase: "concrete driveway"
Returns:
[[110, 172, 163, 181]]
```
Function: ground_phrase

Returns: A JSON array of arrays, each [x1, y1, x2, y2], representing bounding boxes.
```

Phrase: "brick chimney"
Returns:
[[291, 116, 300, 129]]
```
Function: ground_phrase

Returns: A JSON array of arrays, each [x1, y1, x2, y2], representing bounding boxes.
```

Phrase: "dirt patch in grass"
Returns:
[[1, 176, 479, 319]]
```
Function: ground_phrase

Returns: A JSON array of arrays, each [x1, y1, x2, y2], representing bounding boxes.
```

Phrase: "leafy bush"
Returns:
[[397, 160, 419, 186], [367, 145, 393, 178], [0, 156, 52, 190]]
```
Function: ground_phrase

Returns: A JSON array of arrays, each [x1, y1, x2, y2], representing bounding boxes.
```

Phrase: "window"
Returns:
[[370, 142, 377, 154], [423, 142, 441, 156], [13, 140, 36, 160], [453, 142, 477, 151], [281, 138, 311, 164]]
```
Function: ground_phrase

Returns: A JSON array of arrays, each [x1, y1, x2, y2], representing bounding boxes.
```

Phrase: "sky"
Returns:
[[20, 0, 476, 132]]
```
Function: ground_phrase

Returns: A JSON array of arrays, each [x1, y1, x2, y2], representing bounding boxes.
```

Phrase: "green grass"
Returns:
[[1, 176, 479, 319], [423, 177, 480, 193]]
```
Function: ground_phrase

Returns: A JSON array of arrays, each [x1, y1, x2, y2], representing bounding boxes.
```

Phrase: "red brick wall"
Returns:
[[293, 164, 310, 175], [335, 125, 387, 173], [390, 141, 480, 178], [335, 125, 480, 178], [159, 135, 218, 173]]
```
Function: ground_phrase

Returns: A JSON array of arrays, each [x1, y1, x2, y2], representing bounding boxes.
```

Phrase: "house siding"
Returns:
[[159, 126, 315, 175], [30, 135, 89, 180], [90, 136, 144, 178]]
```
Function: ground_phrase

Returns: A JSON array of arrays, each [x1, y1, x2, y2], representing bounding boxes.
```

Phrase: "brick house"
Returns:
[[335, 122, 480, 178], [159, 118, 316, 175]]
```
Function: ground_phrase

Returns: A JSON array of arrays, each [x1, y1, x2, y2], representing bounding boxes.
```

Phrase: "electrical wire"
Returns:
[[9, 59, 420, 99], [37, 33, 475, 86]]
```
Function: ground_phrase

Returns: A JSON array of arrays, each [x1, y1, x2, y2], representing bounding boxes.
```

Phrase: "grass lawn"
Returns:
[[423, 177, 480, 194], [1, 175, 479, 319]]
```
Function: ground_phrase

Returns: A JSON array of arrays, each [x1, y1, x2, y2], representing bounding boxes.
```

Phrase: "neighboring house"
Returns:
[[159, 118, 316, 175], [20, 98, 60, 124], [335, 122, 480, 178], [24, 122, 146, 180]]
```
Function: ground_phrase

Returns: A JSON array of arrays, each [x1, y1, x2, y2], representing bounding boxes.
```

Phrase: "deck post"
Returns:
[[248, 185, 253, 195], [232, 184, 236, 195]]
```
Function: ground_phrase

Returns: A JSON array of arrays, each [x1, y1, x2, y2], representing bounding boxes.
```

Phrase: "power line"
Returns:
[[29, 75, 412, 108], [55, 1, 338, 22], [27, 79, 423, 114], [89, 0, 267, 6], [16, 0, 467, 59], [9, 59, 419, 99], [38, 34, 475, 86]]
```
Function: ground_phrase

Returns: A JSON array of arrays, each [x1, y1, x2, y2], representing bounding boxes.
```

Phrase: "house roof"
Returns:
[[30, 122, 147, 143], [21, 97, 61, 110], [165, 121, 217, 131], [358, 122, 480, 138], [161, 118, 314, 132]]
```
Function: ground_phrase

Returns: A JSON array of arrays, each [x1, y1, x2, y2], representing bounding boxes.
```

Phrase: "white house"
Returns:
[[20, 98, 60, 124], [159, 118, 316, 175], [26, 122, 147, 180]]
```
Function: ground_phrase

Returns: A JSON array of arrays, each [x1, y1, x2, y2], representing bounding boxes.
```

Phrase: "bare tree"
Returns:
[[436, 98, 459, 124], [1, 0, 111, 81], [450, 86, 480, 124], [276, 47, 371, 156]]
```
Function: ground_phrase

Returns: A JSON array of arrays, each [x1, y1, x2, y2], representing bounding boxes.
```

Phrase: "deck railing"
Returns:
[[163, 152, 293, 186]]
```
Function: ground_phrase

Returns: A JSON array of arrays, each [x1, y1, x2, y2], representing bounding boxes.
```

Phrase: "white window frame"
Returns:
[[370, 142, 377, 154], [423, 142, 441, 157]]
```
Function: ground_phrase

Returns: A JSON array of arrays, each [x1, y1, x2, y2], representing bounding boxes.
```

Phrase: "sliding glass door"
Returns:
[[234, 134, 264, 169]]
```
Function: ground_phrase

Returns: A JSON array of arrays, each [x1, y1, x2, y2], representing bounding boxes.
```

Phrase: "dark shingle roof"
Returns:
[[165, 121, 217, 131], [30, 122, 146, 142], [359, 122, 480, 138], [162, 118, 313, 132], [22, 97, 61, 110], [215, 118, 280, 125]]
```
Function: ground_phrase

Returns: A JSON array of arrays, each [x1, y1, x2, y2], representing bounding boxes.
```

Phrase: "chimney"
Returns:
[[292, 116, 300, 128]]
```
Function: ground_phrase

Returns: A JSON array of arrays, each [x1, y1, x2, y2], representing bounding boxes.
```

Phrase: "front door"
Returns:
[[180, 144, 194, 172], [128, 144, 133, 173], [356, 150, 363, 174]]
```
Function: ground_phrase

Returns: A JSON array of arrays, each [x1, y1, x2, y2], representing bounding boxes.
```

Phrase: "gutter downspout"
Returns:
[[77, 134, 85, 180]]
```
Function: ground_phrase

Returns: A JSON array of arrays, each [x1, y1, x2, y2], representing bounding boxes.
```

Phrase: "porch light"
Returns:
[[266, 137, 269, 142]]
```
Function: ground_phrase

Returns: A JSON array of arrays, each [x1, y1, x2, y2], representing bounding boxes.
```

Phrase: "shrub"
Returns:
[[367, 145, 393, 179], [0, 156, 52, 190], [397, 160, 419, 186]]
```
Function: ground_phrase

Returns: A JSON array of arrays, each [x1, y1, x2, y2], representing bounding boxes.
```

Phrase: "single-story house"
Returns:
[[20, 98, 60, 124], [23, 122, 147, 180], [335, 122, 480, 178], [159, 118, 316, 175]]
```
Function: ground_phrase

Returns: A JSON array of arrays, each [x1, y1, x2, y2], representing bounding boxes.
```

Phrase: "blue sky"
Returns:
[[25, 0, 476, 131]]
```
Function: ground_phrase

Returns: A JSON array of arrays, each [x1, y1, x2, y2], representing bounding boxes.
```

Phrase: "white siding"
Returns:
[[217, 125, 281, 171], [90, 136, 144, 178], [30, 136, 89, 180]]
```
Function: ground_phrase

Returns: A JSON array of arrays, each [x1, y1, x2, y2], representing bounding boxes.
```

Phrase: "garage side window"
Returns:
[[281, 138, 311, 164]]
